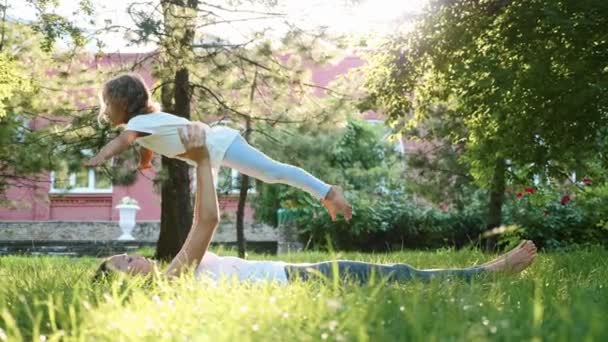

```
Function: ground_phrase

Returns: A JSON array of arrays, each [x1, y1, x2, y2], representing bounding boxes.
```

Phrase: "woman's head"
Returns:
[[98, 73, 160, 126], [93, 253, 157, 281]]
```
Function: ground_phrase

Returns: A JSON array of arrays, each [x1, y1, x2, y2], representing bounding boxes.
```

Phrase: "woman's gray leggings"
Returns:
[[223, 135, 331, 199], [284, 260, 485, 284]]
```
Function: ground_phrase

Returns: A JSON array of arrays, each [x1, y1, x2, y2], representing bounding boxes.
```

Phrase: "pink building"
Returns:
[[0, 53, 372, 223]]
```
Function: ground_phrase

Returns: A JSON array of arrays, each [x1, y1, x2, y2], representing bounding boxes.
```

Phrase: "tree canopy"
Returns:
[[364, 0, 608, 185]]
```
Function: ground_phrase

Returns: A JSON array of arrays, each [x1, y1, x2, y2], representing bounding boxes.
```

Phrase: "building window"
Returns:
[[189, 167, 256, 195], [50, 160, 112, 194], [366, 119, 405, 155], [217, 167, 256, 195]]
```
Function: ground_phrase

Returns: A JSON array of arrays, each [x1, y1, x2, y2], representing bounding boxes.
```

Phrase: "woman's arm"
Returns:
[[164, 124, 218, 278]]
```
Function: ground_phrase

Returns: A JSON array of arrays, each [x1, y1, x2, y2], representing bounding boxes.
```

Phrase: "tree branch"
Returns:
[[190, 83, 305, 125], [0, 0, 7, 52], [198, 1, 286, 16]]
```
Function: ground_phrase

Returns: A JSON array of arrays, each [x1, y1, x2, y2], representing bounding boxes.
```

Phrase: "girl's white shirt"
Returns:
[[125, 112, 239, 172]]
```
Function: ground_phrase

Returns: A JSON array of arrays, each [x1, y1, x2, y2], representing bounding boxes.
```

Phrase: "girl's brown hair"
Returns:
[[98, 73, 161, 124]]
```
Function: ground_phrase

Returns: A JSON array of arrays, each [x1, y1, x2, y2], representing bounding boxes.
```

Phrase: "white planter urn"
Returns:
[[116, 197, 140, 241]]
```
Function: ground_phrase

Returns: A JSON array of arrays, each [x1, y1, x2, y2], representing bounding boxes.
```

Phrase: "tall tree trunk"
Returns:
[[484, 158, 506, 251], [155, 0, 197, 261], [235, 117, 251, 258], [235, 71, 257, 258], [155, 68, 193, 261], [0, 0, 7, 52], [156, 156, 193, 260]]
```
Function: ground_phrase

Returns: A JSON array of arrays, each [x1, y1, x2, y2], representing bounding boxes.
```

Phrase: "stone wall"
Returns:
[[0, 221, 278, 243], [276, 222, 304, 253], [0, 240, 279, 257]]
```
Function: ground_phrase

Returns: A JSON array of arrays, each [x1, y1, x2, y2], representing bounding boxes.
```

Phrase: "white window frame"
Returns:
[[49, 150, 113, 194], [49, 169, 113, 194], [532, 170, 577, 186], [570, 171, 577, 183], [228, 169, 257, 194], [14, 115, 29, 143], [366, 118, 405, 155], [191, 167, 256, 195]]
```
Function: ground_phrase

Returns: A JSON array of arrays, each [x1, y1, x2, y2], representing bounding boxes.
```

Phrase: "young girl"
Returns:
[[84, 73, 352, 221]]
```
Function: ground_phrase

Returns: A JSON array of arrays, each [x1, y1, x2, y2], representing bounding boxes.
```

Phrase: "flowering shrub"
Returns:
[[502, 180, 608, 249], [285, 180, 608, 251]]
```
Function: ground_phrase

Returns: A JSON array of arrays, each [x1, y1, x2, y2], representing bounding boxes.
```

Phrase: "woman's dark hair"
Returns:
[[92, 259, 113, 283], [98, 73, 160, 124], [92, 255, 158, 284]]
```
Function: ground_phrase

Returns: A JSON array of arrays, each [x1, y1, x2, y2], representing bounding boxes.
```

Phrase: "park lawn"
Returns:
[[0, 246, 606, 341]]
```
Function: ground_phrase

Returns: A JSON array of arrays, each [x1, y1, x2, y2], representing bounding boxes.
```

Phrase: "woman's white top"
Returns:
[[195, 251, 288, 284], [125, 112, 240, 170]]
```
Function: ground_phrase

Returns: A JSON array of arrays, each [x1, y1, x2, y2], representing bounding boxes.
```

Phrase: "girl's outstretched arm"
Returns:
[[84, 130, 139, 167]]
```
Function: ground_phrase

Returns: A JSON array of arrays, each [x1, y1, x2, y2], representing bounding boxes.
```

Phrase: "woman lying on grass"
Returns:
[[94, 123, 537, 284]]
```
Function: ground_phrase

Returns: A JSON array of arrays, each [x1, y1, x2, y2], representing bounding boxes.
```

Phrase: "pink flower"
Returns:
[[561, 195, 570, 205], [582, 177, 592, 185], [516, 192, 524, 198]]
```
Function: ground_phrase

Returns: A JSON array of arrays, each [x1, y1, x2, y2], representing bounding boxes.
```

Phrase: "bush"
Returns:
[[502, 182, 608, 249], [290, 189, 488, 252], [285, 181, 608, 252]]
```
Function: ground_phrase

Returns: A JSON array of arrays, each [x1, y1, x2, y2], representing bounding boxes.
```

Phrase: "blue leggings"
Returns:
[[222, 135, 331, 199], [284, 261, 485, 284]]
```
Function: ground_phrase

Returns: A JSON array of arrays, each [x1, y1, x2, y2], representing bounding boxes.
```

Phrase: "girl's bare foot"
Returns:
[[480, 240, 528, 267], [484, 241, 537, 274], [321, 186, 353, 221]]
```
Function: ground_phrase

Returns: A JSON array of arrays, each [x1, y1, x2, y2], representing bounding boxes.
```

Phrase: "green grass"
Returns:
[[0, 246, 606, 341]]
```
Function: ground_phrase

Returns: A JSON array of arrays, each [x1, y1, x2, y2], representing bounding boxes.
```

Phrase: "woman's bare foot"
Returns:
[[480, 240, 528, 267], [321, 186, 353, 221], [484, 241, 537, 274]]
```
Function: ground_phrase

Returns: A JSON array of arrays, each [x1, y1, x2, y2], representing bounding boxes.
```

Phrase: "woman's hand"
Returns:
[[178, 122, 208, 164]]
